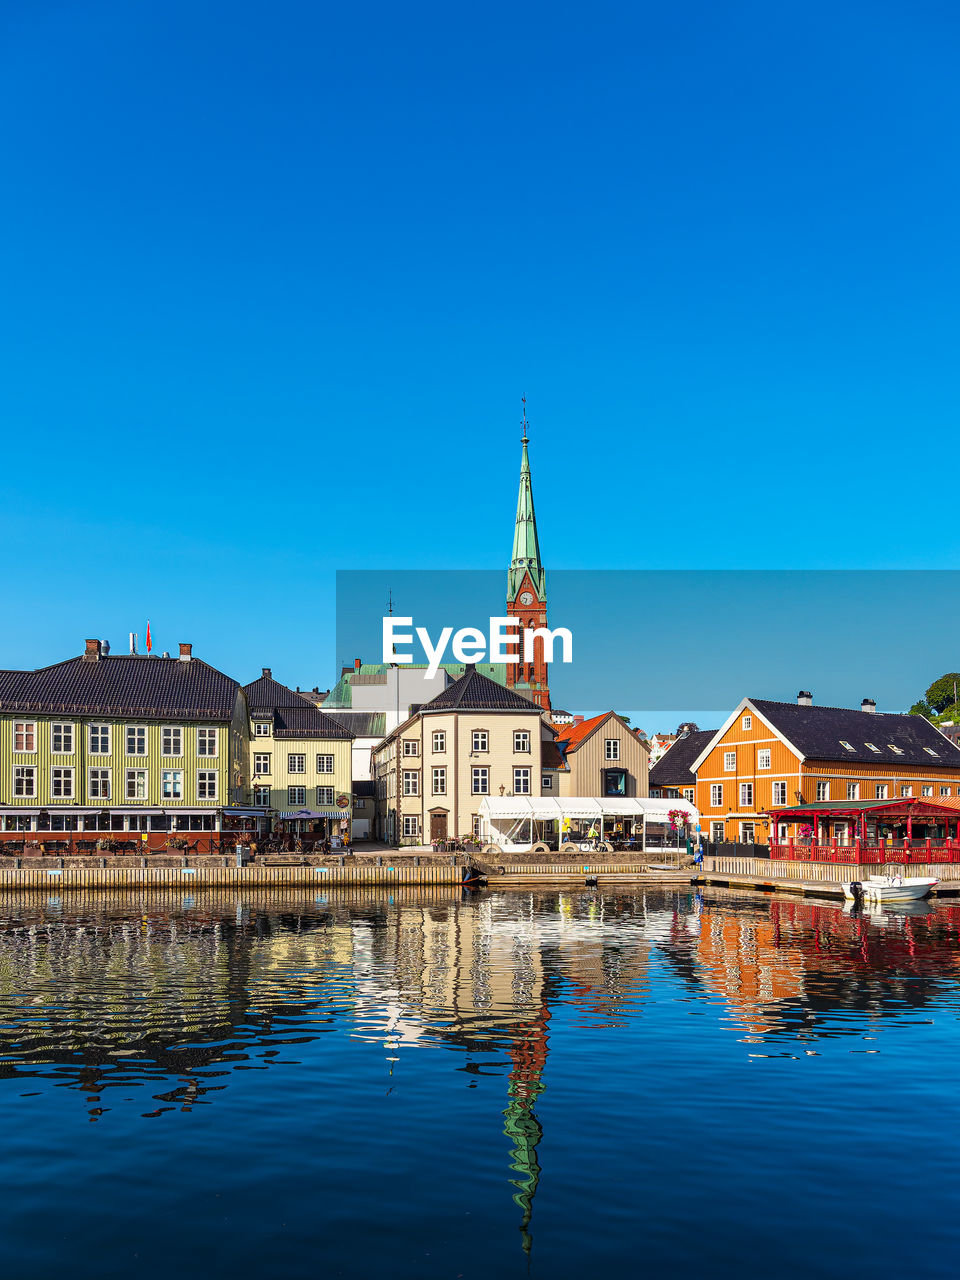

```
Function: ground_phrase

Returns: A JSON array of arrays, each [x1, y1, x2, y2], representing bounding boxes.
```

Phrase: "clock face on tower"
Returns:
[[519, 591, 534, 605]]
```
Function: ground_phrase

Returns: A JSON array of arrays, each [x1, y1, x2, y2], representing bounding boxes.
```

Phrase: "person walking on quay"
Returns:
[[587, 824, 599, 850]]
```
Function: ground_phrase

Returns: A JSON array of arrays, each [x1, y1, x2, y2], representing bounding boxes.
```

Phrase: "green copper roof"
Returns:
[[508, 435, 545, 602]]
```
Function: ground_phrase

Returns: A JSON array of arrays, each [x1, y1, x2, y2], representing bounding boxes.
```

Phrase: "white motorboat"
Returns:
[[842, 875, 938, 903]]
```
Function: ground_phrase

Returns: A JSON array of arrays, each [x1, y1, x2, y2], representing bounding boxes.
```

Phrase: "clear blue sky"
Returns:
[[2, 2, 958, 709]]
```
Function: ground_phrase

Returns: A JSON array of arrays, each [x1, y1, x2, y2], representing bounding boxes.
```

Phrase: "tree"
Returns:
[[909, 700, 932, 719], [925, 674, 960, 714]]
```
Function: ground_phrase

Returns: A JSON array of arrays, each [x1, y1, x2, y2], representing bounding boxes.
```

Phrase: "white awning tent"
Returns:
[[477, 796, 700, 851]]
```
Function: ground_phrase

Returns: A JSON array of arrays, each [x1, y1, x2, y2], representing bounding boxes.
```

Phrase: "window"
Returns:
[[317, 786, 335, 804], [162, 727, 182, 756], [772, 781, 788, 805], [742, 715, 752, 731], [316, 754, 334, 774], [253, 753, 271, 775], [52, 723, 74, 754], [197, 771, 217, 800], [757, 750, 771, 770], [846, 783, 860, 800], [161, 770, 182, 799], [472, 731, 488, 753], [888, 745, 904, 756], [739, 782, 753, 807], [432, 768, 446, 795], [866, 743, 880, 753], [89, 724, 110, 754], [514, 731, 531, 753], [604, 738, 620, 760], [289, 785, 306, 806], [402, 739, 419, 756], [816, 781, 829, 801], [402, 771, 419, 796], [288, 754, 306, 774], [254, 785, 270, 806], [900, 785, 913, 797], [924, 747, 940, 757], [921, 785, 933, 797], [52, 767, 74, 798], [875, 784, 889, 800], [941, 786, 952, 797], [5, 815, 31, 831], [402, 815, 419, 838], [840, 740, 854, 752], [125, 769, 147, 800], [710, 821, 725, 843], [724, 751, 736, 772], [514, 767, 531, 794], [432, 731, 446, 753], [126, 726, 147, 755], [683, 787, 695, 803], [740, 822, 755, 843], [254, 721, 271, 736], [197, 728, 218, 756], [542, 776, 553, 789], [710, 784, 723, 806], [90, 768, 111, 799], [472, 767, 489, 794], [650, 788, 662, 798], [13, 721, 36, 752], [472, 815, 482, 839]]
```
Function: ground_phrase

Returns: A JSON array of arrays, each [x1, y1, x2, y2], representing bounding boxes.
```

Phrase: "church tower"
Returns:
[[506, 401, 550, 712]]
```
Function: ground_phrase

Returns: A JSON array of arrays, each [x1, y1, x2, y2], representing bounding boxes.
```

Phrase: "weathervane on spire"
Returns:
[[521, 395, 529, 445]]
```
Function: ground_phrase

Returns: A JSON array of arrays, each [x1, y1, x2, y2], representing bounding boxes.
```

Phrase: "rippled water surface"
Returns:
[[1, 885, 959, 1278]]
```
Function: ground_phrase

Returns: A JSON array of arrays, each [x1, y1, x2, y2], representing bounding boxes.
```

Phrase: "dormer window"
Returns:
[[840, 741, 855, 751], [887, 744, 903, 755], [924, 747, 940, 757], [865, 743, 880, 752]]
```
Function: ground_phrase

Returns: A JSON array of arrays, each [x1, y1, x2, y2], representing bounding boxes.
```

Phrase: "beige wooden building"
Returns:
[[548, 711, 650, 798], [373, 666, 547, 846]]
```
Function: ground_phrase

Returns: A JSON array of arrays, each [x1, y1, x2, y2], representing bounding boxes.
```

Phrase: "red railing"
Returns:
[[771, 838, 960, 865]]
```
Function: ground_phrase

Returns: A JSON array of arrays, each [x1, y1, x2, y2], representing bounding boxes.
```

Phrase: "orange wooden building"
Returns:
[[690, 692, 960, 846]]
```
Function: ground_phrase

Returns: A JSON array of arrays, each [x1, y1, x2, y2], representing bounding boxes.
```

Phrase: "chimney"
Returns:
[[354, 657, 362, 671], [573, 714, 584, 726], [129, 632, 137, 655], [262, 667, 272, 679], [861, 698, 876, 713], [178, 643, 192, 662], [101, 640, 111, 655], [797, 691, 812, 706], [83, 638, 101, 663]]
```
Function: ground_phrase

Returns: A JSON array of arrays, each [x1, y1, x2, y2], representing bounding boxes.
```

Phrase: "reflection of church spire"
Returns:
[[502, 997, 550, 1257]]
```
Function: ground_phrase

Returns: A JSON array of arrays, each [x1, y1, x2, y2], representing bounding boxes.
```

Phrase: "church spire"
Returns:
[[508, 397, 544, 602]]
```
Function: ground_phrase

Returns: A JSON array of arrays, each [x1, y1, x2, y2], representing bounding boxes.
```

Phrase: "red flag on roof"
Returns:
[[146, 621, 152, 653]]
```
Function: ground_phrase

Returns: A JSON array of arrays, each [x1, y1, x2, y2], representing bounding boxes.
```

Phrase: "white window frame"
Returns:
[[197, 770, 218, 800], [13, 721, 36, 753], [432, 768, 446, 795], [739, 782, 753, 807], [254, 721, 271, 737], [757, 749, 771, 770], [253, 753, 271, 775], [317, 786, 335, 804], [161, 769, 182, 800], [402, 771, 419, 796], [772, 781, 787, 805], [316, 754, 334, 774], [682, 787, 695, 802], [941, 786, 952, 797], [89, 724, 111, 755], [162, 727, 182, 757], [816, 781, 829, 801], [846, 783, 860, 800], [875, 784, 889, 800], [710, 783, 723, 806], [52, 766, 75, 798], [472, 767, 489, 794], [724, 751, 736, 772], [740, 822, 755, 843], [542, 775, 553, 789], [472, 730, 488, 753], [125, 769, 148, 800], [89, 768, 112, 799], [402, 739, 419, 757], [288, 754, 306, 774], [402, 815, 419, 838], [710, 821, 725, 843], [604, 738, 620, 760], [514, 767, 531, 794], [514, 730, 531, 753], [51, 723, 74, 754], [197, 728, 219, 757], [13, 766, 36, 797], [126, 725, 147, 756], [742, 715, 752, 731], [921, 785, 933, 797], [432, 731, 446, 753], [900, 785, 913, 798]]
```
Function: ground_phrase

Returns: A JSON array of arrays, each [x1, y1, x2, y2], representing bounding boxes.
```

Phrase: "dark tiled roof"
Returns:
[[749, 699, 960, 768], [649, 729, 718, 788], [0, 654, 239, 719], [323, 710, 387, 738], [242, 674, 317, 713], [272, 706, 353, 740], [420, 666, 540, 713], [541, 740, 567, 771]]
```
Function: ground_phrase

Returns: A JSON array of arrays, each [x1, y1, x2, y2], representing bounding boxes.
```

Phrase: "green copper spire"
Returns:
[[507, 398, 545, 601]]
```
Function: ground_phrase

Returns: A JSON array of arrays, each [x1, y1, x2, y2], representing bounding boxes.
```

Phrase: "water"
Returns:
[[0, 885, 959, 1278]]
